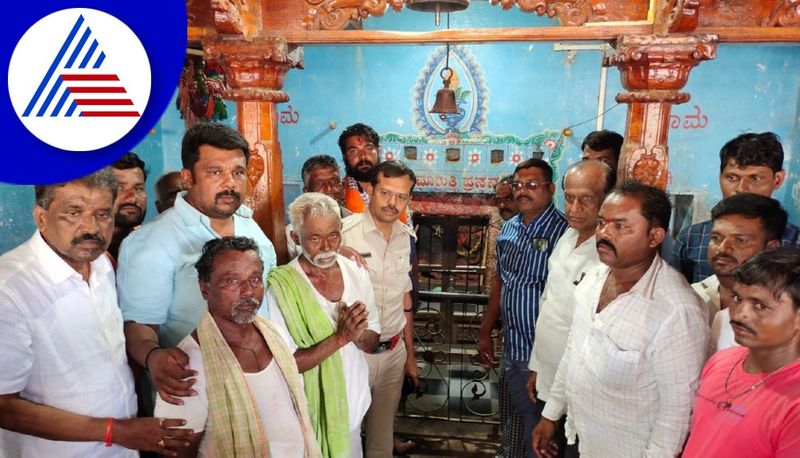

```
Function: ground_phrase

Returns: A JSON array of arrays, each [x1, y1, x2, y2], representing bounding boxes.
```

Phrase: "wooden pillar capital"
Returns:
[[609, 34, 717, 190], [204, 37, 303, 102]]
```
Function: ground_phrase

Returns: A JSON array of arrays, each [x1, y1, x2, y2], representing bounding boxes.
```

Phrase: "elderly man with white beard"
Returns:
[[267, 192, 381, 458]]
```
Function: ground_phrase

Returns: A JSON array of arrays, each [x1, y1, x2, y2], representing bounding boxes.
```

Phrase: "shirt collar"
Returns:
[[627, 254, 666, 300], [172, 191, 253, 228], [514, 202, 558, 227], [360, 207, 404, 239], [30, 230, 112, 285]]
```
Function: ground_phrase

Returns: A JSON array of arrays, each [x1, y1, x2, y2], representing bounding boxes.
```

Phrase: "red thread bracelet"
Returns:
[[104, 417, 114, 447]]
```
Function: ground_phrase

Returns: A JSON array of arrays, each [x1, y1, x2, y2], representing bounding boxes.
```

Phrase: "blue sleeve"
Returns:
[[116, 229, 175, 325], [671, 226, 692, 283]]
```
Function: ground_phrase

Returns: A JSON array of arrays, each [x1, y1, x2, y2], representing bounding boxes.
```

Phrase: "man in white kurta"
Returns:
[[268, 254, 380, 457], [528, 160, 611, 405]]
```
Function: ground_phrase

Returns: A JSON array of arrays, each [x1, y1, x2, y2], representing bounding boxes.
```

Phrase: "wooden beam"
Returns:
[[276, 25, 652, 45], [696, 27, 800, 43]]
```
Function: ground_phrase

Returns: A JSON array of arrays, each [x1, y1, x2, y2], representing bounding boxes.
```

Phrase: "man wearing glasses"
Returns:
[[340, 160, 418, 457], [479, 158, 568, 457], [683, 246, 800, 457]]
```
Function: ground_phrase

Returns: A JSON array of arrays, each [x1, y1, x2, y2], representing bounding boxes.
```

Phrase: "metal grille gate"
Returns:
[[401, 214, 501, 424]]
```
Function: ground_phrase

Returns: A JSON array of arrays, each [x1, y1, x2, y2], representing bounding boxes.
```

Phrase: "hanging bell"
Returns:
[[430, 68, 459, 115]]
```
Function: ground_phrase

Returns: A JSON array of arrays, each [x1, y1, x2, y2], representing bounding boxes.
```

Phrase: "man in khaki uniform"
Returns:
[[341, 160, 418, 457]]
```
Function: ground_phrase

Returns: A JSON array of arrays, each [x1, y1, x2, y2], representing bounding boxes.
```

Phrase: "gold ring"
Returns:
[[158, 439, 166, 448]]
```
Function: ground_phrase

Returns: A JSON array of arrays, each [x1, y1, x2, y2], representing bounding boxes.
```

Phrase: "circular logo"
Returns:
[[8, 8, 150, 151]]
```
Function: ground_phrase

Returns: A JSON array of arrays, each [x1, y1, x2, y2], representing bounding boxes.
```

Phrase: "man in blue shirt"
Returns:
[[117, 122, 276, 406], [480, 158, 568, 457], [672, 132, 798, 283]]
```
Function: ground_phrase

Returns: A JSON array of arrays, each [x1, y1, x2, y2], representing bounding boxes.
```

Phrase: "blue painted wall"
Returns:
[[0, 2, 798, 253]]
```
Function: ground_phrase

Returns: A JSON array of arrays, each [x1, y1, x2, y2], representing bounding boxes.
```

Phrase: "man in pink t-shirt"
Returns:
[[683, 246, 800, 457]]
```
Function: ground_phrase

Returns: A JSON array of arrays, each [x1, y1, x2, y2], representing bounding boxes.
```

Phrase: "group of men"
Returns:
[[0, 118, 798, 458], [0, 121, 419, 458], [484, 129, 800, 457]]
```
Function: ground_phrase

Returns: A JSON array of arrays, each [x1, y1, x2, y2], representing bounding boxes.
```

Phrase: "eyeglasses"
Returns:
[[345, 144, 377, 158], [219, 275, 263, 291], [377, 188, 411, 204], [511, 181, 550, 192]]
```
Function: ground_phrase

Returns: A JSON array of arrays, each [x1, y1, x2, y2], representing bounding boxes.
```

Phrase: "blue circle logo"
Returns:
[[2, 1, 186, 184]]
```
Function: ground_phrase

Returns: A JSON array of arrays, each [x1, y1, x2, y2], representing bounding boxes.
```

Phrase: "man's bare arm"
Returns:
[[123, 322, 196, 404], [0, 393, 193, 456], [478, 275, 503, 365], [402, 292, 419, 385]]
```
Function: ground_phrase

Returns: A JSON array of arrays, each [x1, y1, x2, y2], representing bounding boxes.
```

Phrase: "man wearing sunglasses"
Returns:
[[479, 158, 568, 457]]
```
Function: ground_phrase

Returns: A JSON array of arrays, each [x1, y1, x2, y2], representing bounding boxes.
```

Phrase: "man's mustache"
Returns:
[[730, 319, 756, 334], [118, 204, 143, 213], [233, 297, 260, 309], [71, 233, 105, 246], [382, 205, 398, 214], [596, 239, 617, 255], [215, 190, 241, 202], [356, 159, 374, 169], [711, 254, 738, 265]]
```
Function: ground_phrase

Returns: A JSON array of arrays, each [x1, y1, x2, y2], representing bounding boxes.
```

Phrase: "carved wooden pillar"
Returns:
[[610, 34, 716, 190], [204, 37, 302, 264]]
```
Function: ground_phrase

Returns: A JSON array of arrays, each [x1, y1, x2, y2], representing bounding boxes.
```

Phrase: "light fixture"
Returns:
[[406, 0, 468, 26]]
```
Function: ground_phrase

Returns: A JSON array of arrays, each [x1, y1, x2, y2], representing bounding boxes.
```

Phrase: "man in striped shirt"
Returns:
[[480, 158, 568, 457]]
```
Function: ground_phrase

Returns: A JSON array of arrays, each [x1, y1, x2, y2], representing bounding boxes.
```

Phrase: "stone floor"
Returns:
[[394, 417, 500, 457]]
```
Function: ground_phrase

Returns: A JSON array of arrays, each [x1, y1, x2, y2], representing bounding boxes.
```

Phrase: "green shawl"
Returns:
[[268, 265, 351, 458]]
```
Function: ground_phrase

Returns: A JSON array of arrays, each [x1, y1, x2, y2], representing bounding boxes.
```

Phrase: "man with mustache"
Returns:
[[487, 173, 524, 458], [268, 193, 380, 457], [479, 158, 568, 457], [692, 193, 786, 352], [0, 169, 193, 457], [683, 246, 800, 457], [286, 155, 351, 259], [339, 123, 409, 225], [117, 122, 277, 409], [494, 175, 519, 223], [533, 182, 708, 458], [673, 132, 798, 283], [108, 152, 148, 263], [340, 160, 418, 457], [525, 160, 615, 457], [154, 236, 321, 457]]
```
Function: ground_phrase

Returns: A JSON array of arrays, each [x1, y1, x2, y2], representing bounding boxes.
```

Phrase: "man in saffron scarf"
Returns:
[[338, 123, 408, 225], [154, 236, 320, 457], [267, 192, 381, 458]]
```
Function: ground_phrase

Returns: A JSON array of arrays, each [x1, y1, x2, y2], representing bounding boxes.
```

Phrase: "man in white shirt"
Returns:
[[692, 193, 786, 352], [155, 236, 319, 457], [269, 192, 380, 458], [0, 169, 192, 457], [533, 182, 709, 458], [526, 160, 614, 456]]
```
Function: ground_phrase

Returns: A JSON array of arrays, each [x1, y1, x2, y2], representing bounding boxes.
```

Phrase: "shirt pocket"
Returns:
[[583, 326, 646, 391]]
